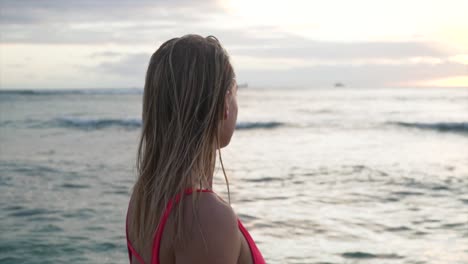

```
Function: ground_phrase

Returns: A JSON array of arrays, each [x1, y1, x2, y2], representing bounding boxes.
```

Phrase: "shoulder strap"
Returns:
[[150, 188, 213, 264]]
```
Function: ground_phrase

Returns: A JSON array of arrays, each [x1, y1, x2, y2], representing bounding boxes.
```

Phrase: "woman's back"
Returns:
[[126, 34, 265, 263], [126, 189, 263, 264]]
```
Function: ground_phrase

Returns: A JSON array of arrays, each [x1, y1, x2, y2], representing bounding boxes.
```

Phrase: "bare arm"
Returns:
[[175, 193, 241, 264]]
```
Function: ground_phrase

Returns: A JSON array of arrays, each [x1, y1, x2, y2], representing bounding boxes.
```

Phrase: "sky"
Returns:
[[0, 0, 467, 89]]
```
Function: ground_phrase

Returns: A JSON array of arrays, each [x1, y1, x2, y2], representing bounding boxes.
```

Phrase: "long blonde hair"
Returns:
[[129, 34, 235, 253]]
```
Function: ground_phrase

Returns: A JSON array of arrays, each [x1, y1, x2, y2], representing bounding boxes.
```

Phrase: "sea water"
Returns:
[[0, 87, 467, 264]]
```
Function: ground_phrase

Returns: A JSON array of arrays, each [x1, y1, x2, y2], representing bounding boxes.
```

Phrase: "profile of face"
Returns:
[[218, 81, 238, 148]]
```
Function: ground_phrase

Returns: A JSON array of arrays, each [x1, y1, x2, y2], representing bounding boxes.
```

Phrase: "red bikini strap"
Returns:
[[150, 188, 213, 264]]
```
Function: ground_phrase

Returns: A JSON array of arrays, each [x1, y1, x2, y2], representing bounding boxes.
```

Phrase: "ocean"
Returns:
[[0, 87, 467, 264]]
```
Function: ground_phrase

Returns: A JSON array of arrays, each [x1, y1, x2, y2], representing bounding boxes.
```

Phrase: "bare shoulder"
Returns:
[[196, 192, 238, 228], [175, 192, 241, 264]]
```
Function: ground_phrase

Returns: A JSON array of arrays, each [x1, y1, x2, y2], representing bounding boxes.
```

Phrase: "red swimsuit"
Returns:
[[126, 189, 266, 264]]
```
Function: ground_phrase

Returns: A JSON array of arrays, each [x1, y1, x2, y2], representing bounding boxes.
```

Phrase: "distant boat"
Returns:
[[237, 83, 248, 89], [334, 82, 345, 88]]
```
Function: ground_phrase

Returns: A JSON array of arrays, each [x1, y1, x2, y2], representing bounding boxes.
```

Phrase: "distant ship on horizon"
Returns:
[[334, 82, 345, 88]]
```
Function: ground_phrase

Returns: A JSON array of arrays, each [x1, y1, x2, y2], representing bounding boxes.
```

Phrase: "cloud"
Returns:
[[89, 51, 123, 59], [91, 52, 150, 76], [230, 40, 448, 60], [235, 61, 468, 88], [0, 0, 223, 45], [83, 51, 467, 88], [1, 0, 466, 88], [0, 0, 219, 24], [0, 0, 453, 61]]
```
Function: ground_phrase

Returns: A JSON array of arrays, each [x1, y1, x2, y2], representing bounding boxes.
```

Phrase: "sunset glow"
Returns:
[[0, 0, 467, 88]]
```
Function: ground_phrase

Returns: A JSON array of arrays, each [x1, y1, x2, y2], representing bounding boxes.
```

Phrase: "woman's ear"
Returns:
[[223, 91, 231, 120], [223, 102, 230, 120]]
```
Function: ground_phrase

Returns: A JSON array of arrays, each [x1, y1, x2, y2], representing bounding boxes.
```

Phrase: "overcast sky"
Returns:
[[0, 0, 467, 89]]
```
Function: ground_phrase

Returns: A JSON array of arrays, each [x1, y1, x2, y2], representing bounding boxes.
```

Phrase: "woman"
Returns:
[[126, 35, 266, 264]]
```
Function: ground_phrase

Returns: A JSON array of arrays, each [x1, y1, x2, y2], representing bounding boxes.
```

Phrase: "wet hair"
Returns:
[[128, 34, 235, 254]]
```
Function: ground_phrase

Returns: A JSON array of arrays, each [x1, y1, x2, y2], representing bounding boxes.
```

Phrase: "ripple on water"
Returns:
[[85, 225, 106, 232], [341, 251, 404, 260], [415, 218, 441, 224], [60, 183, 91, 189], [8, 208, 58, 218], [0, 161, 62, 178], [237, 213, 259, 222], [391, 191, 426, 196], [0, 257, 22, 264], [261, 196, 290, 201], [439, 222, 467, 230], [36, 224, 63, 233], [0, 239, 86, 263], [101, 185, 130, 196], [88, 241, 119, 252], [3, 205, 25, 211], [245, 176, 283, 183], [385, 225, 412, 232], [430, 185, 451, 191], [29, 216, 63, 222], [62, 208, 97, 220]]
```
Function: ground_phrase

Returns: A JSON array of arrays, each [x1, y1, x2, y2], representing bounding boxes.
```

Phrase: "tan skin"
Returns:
[[130, 82, 253, 263]]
